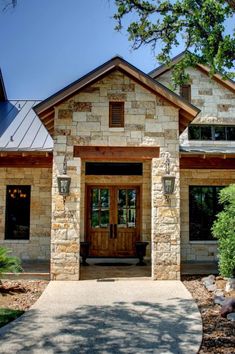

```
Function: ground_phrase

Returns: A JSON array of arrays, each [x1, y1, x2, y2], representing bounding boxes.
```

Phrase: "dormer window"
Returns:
[[180, 84, 191, 102], [109, 102, 124, 128]]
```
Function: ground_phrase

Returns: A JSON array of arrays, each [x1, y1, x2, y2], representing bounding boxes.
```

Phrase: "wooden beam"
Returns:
[[74, 146, 159, 160], [180, 155, 235, 169], [0, 152, 53, 168]]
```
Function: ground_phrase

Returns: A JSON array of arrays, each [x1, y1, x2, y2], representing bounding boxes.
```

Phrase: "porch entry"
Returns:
[[86, 186, 140, 257]]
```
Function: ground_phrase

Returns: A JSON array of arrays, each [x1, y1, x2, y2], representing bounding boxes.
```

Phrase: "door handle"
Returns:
[[114, 224, 117, 239], [109, 224, 113, 239]]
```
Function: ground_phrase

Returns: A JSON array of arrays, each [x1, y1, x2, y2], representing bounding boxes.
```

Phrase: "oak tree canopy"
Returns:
[[114, 0, 235, 85]]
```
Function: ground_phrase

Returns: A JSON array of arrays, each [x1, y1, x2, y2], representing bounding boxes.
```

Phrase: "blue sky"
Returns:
[[0, 0, 234, 99], [0, 0, 162, 99]]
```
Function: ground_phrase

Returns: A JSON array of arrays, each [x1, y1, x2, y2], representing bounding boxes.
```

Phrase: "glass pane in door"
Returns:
[[91, 188, 110, 228], [117, 189, 136, 228]]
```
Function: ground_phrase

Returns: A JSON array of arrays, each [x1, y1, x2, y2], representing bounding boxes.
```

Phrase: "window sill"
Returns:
[[109, 127, 124, 132], [189, 241, 217, 244]]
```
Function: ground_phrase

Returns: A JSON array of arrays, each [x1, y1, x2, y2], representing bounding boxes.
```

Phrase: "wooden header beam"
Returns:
[[74, 146, 159, 161], [180, 155, 235, 169], [0, 152, 53, 168]]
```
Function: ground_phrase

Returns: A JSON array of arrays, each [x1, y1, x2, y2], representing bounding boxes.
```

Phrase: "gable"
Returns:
[[34, 57, 200, 136], [54, 69, 181, 141], [157, 65, 235, 126], [150, 52, 235, 95]]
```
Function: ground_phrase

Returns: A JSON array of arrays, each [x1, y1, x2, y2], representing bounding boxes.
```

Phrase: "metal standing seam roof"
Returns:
[[180, 145, 235, 155], [0, 100, 53, 151]]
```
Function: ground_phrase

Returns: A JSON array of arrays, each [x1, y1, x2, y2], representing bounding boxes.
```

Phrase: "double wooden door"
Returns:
[[86, 186, 140, 257]]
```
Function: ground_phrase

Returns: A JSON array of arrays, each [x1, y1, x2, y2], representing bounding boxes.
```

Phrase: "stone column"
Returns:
[[151, 153, 180, 280], [51, 146, 81, 280]]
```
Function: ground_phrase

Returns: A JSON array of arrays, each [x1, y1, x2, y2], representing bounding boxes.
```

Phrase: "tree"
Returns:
[[0, 247, 22, 284], [2, 0, 17, 11], [114, 0, 235, 86], [212, 185, 235, 278]]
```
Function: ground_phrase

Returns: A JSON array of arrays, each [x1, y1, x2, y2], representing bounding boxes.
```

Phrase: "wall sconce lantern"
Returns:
[[162, 175, 176, 195], [57, 155, 71, 197], [162, 153, 175, 197]]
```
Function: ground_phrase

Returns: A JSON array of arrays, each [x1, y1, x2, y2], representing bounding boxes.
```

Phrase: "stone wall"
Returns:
[[180, 169, 235, 262], [157, 66, 235, 265], [52, 70, 181, 280], [157, 67, 235, 146], [0, 167, 52, 260]]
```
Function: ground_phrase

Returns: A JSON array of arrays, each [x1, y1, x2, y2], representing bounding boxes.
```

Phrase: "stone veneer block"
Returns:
[[58, 109, 73, 120], [73, 102, 92, 112]]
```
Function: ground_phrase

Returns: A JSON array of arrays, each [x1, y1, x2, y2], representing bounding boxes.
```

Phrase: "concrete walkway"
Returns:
[[0, 280, 202, 353]]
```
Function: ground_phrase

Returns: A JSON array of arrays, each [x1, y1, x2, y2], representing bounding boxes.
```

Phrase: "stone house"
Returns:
[[0, 54, 234, 280]]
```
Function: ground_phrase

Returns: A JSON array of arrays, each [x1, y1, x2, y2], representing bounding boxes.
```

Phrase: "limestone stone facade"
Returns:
[[51, 69, 181, 280], [2, 55, 234, 280], [157, 64, 235, 263], [180, 169, 235, 262], [0, 167, 52, 260], [156, 66, 235, 146]]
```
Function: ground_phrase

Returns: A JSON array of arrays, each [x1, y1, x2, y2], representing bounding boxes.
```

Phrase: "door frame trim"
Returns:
[[85, 183, 142, 256]]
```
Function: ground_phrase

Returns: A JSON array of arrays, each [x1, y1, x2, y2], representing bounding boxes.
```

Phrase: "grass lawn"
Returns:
[[0, 308, 24, 328]]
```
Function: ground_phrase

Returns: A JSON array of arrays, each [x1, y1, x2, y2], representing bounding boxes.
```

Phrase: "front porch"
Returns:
[[3, 259, 218, 281]]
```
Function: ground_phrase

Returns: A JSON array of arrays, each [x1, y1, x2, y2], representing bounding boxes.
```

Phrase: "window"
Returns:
[[85, 163, 143, 175], [189, 186, 223, 241], [180, 84, 191, 102], [188, 125, 235, 141], [5, 185, 31, 240], [109, 101, 124, 127]]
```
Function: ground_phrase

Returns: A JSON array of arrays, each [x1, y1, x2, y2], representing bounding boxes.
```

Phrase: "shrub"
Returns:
[[212, 184, 235, 278], [0, 247, 22, 283]]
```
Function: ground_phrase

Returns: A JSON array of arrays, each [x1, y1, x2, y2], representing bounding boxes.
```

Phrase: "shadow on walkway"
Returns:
[[0, 280, 202, 353]]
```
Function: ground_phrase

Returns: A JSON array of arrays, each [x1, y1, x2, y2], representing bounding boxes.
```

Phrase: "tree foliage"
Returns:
[[114, 0, 235, 85], [212, 185, 235, 278], [2, 0, 17, 12]]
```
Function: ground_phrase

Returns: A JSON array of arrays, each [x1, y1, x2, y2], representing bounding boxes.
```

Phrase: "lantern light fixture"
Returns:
[[162, 153, 176, 198], [162, 175, 176, 195], [57, 155, 71, 198]]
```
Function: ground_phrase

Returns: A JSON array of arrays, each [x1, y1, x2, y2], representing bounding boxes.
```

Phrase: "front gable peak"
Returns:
[[34, 56, 199, 136]]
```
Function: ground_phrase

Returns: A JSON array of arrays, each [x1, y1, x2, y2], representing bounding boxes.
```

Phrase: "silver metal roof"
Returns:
[[180, 145, 235, 154], [0, 100, 53, 151]]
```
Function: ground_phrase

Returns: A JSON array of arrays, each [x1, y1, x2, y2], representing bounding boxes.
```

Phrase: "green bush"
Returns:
[[0, 308, 24, 328], [212, 184, 235, 278], [0, 247, 22, 281]]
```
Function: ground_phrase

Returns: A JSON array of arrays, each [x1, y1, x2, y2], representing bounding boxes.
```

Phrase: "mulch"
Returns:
[[182, 276, 235, 354], [0, 280, 48, 310]]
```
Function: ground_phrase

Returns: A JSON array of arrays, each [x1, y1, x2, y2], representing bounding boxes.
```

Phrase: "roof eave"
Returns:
[[149, 52, 186, 79], [0, 69, 7, 101]]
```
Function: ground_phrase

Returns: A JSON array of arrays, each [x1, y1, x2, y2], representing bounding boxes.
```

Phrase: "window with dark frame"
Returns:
[[5, 185, 31, 240], [85, 162, 143, 175], [180, 84, 191, 102], [188, 125, 235, 141], [189, 186, 224, 241], [109, 101, 124, 127]]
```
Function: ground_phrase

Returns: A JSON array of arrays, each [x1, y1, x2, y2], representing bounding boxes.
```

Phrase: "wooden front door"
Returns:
[[86, 186, 140, 257]]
